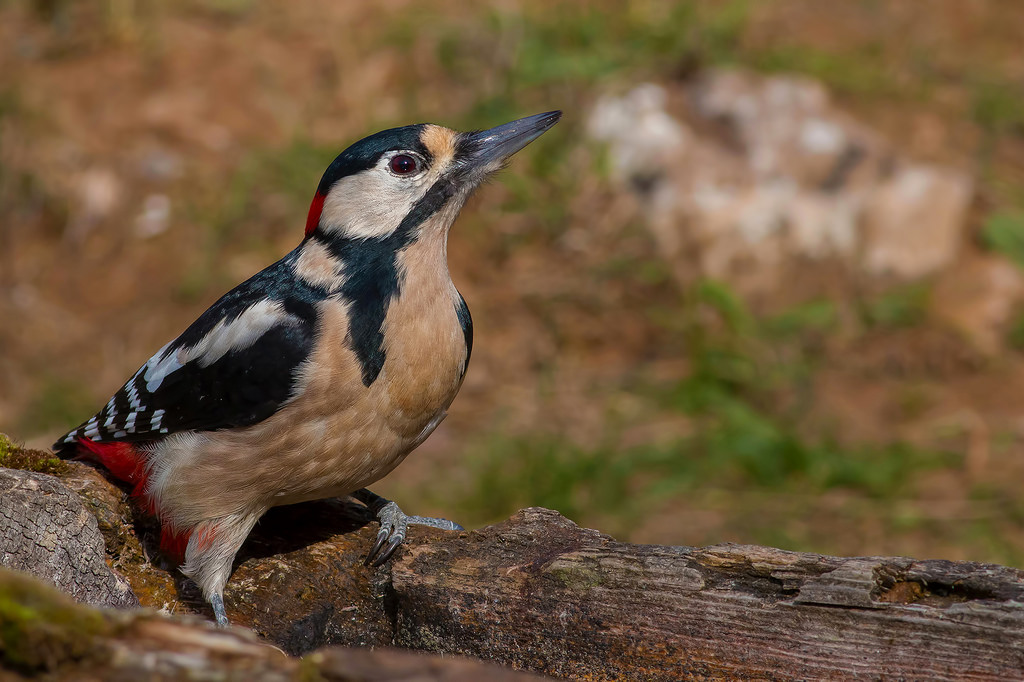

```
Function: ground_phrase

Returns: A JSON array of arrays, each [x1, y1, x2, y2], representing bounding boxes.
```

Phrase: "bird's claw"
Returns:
[[365, 500, 407, 566], [353, 489, 464, 567]]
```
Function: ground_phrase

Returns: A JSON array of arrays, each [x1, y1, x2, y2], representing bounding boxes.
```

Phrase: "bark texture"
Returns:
[[391, 508, 1024, 681], [0, 467, 137, 609]]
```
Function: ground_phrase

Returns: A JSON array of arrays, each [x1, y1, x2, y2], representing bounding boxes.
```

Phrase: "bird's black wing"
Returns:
[[55, 248, 324, 450]]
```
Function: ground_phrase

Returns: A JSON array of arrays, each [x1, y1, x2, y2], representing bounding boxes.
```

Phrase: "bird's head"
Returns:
[[304, 111, 562, 244]]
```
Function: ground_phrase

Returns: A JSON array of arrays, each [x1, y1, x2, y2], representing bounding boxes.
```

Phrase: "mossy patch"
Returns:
[[545, 561, 605, 591], [0, 433, 69, 476], [0, 569, 111, 674]]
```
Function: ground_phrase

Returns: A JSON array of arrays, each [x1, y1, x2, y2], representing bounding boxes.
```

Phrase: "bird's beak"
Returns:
[[462, 110, 562, 173]]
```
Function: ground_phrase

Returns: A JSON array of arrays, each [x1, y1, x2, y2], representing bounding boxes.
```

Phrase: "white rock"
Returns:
[[588, 84, 689, 182], [862, 164, 973, 279], [588, 71, 975, 295]]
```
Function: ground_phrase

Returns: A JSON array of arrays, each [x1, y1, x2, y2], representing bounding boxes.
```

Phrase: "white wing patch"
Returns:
[[139, 300, 294, 393], [62, 299, 300, 446], [142, 341, 178, 393], [178, 299, 296, 368]]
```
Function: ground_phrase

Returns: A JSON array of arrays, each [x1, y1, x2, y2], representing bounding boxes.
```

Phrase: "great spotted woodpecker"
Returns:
[[54, 111, 562, 626]]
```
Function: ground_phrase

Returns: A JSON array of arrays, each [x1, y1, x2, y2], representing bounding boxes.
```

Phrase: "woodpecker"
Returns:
[[54, 110, 562, 626]]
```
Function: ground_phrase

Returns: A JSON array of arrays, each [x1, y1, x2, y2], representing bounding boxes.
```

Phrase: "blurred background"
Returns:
[[2, 0, 1024, 565]]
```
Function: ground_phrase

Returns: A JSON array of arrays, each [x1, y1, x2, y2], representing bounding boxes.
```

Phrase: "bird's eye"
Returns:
[[389, 154, 418, 175]]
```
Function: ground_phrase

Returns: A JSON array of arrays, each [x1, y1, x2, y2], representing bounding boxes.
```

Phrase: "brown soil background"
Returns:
[[3, 0, 1024, 565]]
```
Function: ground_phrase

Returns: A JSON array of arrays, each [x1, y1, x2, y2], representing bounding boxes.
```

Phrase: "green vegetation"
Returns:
[[446, 279, 959, 552], [982, 211, 1024, 270], [432, 2, 746, 131], [453, 422, 951, 540], [750, 44, 909, 98], [1007, 310, 1024, 351], [764, 300, 838, 339], [427, 2, 746, 94], [860, 283, 931, 329], [972, 78, 1024, 136], [0, 434, 69, 475]]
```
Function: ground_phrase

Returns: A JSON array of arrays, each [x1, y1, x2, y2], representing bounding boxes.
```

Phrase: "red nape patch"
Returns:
[[75, 438, 155, 514], [305, 191, 326, 237], [160, 525, 192, 565]]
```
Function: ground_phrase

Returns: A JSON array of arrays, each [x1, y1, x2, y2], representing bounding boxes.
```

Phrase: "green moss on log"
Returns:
[[0, 433, 69, 476], [0, 569, 111, 674]]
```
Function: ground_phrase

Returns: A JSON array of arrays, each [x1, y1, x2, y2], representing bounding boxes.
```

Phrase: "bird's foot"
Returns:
[[365, 499, 408, 567], [209, 592, 230, 628], [352, 488, 463, 567]]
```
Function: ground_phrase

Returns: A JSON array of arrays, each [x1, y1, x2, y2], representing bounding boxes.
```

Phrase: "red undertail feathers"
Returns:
[[75, 437, 192, 563], [76, 438, 150, 497], [160, 525, 192, 565]]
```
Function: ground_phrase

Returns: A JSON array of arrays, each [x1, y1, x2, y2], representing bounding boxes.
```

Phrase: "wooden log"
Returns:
[[390, 508, 1024, 681], [4, 445, 1023, 680]]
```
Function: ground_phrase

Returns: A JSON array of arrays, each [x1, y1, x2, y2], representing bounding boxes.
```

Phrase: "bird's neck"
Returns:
[[398, 226, 452, 282]]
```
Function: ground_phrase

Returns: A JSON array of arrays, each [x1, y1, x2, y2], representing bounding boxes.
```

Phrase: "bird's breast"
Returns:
[[284, 280, 468, 464], [152, 243, 469, 518]]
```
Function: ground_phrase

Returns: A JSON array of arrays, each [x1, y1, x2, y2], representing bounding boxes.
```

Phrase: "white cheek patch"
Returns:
[[319, 162, 432, 240]]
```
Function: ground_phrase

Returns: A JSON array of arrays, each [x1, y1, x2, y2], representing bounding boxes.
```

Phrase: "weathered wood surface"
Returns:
[[0, 467, 137, 609], [2, 451, 1024, 680], [391, 508, 1024, 680]]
